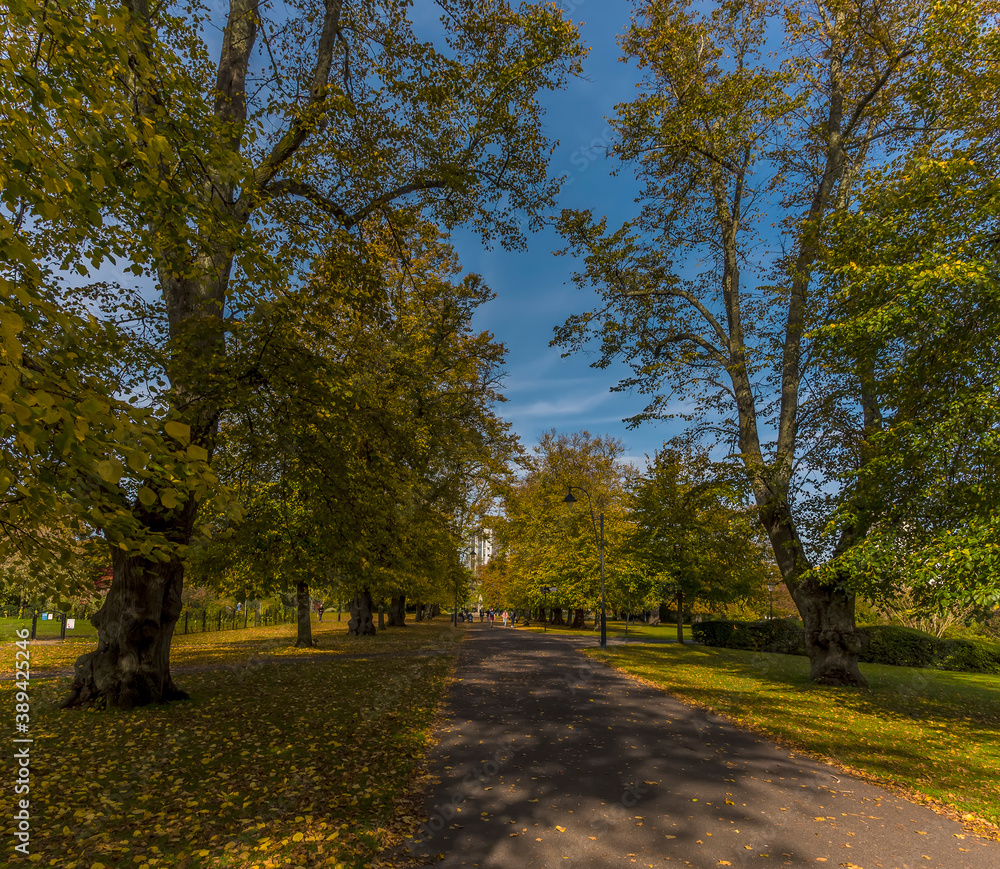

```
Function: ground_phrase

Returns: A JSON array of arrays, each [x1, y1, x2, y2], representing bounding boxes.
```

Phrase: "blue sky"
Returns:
[[449, 1, 685, 467]]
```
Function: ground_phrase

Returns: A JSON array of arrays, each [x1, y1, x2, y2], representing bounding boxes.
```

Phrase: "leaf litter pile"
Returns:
[[2, 620, 461, 868]]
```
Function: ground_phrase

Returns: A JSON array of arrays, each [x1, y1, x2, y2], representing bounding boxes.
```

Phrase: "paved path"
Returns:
[[393, 625, 998, 868]]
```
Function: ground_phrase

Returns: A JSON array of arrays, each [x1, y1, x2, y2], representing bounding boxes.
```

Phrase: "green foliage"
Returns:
[[493, 430, 636, 616], [552, 1, 999, 685], [692, 618, 806, 656], [4, 0, 585, 685], [694, 618, 1000, 675], [812, 2, 1000, 611], [193, 217, 515, 609], [627, 445, 769, 614], [0, 0, 231, 570], [857, 625, 938, 668], [857, 625, 1000, 675], [936, 637, 1000, 676]]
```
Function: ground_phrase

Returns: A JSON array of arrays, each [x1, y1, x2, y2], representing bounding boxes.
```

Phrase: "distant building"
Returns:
[[468, 526, 494, 571]]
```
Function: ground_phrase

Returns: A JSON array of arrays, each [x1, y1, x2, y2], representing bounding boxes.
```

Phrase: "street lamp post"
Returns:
[[766, 581, 775, 620], [563, 487, 606, 649], [541, 585, 557, 632]]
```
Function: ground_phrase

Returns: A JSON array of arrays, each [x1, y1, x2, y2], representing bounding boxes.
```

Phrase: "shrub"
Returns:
[[858, 625, 937, 668], [695, 620, 1000, 675], [935, 637, 1000, 674], [692, 618, 805, 655]]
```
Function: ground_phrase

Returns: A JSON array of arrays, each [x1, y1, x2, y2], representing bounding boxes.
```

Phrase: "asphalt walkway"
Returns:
[[393, 624, 999, 868]]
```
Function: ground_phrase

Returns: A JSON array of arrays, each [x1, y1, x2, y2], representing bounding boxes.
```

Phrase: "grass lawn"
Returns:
[[586, 643, 1000, 833], [0, 615, 100, 643], [2, 618, 464, 868]]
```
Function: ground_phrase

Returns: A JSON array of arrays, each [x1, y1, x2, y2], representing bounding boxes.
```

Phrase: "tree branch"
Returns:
[[253, 0, 344, 188], [623, 286, 731, 352], [262, 177, 449, 229], [654, 332, 727, 365]]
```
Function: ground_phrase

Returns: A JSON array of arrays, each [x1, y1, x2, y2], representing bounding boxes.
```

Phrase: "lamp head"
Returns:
[[563, 490, 577, 504]]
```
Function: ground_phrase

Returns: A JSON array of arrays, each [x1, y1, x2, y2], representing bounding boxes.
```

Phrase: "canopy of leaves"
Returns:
[[191, 215, 517, 607], [491, 430, 637, 613], [626, 446, 770, 612], [813, 3, 1000, 611]]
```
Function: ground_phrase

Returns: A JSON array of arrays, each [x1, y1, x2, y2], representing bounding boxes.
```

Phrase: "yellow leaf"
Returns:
[[164, 420, 190, 444], [186, 444, 209, 462], [96, 458, 123, 484]]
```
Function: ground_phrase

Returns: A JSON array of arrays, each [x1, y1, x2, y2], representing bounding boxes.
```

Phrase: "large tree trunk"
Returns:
[[675, 590, 684, 644], [387, 594, 406, 627], [294, 580, 314, 648], [348, 589, 376, 636], [570, 607, 585, 629], [763, 504, 867, 686], [377, 599, 385, 631], [550, 606, 565, 626], [62, 548, 188, 709], [792, 575, 867, 685], [414, 600, 423, 622]]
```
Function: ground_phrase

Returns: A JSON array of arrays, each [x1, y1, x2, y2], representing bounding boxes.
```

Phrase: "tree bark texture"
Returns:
[[62, 547, 188, 709], [295, 580, 314, 648], [570, 608, 586, 629], [791, 575, 867, 685], [761, 504, 867, 685], [387, 594, 406, 626], [415, 600, 423, 622], [550, 606, 565, 626], [348, 589, 376, 636]]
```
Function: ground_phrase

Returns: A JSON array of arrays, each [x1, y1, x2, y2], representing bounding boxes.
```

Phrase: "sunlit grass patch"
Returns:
[[586, 643, 1000, 831], [10, 615, 464, 674], [1, 620, 459, 867]]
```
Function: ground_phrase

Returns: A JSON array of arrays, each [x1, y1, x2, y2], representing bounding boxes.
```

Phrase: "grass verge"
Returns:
[[2, 619, 462, 867], [585, 643, 1000, 834]]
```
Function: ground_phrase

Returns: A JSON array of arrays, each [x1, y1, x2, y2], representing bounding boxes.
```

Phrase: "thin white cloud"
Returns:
[[511, 391, 612, 420]]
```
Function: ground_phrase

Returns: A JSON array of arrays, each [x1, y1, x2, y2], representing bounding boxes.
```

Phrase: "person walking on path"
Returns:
[[393, 628, 1000, 869], [501, 610, 508, 627], [488, 610, 494, 626]]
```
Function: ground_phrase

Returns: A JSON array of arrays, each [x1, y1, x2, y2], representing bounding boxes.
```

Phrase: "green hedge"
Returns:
[[693, 620, 1000, 675], [692, 619, 805, 655], [858, 625, 937, 668], [935, 637, 1000, 675]]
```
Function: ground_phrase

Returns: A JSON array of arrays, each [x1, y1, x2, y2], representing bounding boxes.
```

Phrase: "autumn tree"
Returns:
[[4, 0, 583, 707], [555, 0, 959, 684], [813, 4, 1000, 621], [194, 215, 516, 643], [496, 431, 636, 628], [627, 446, 768, 641]]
